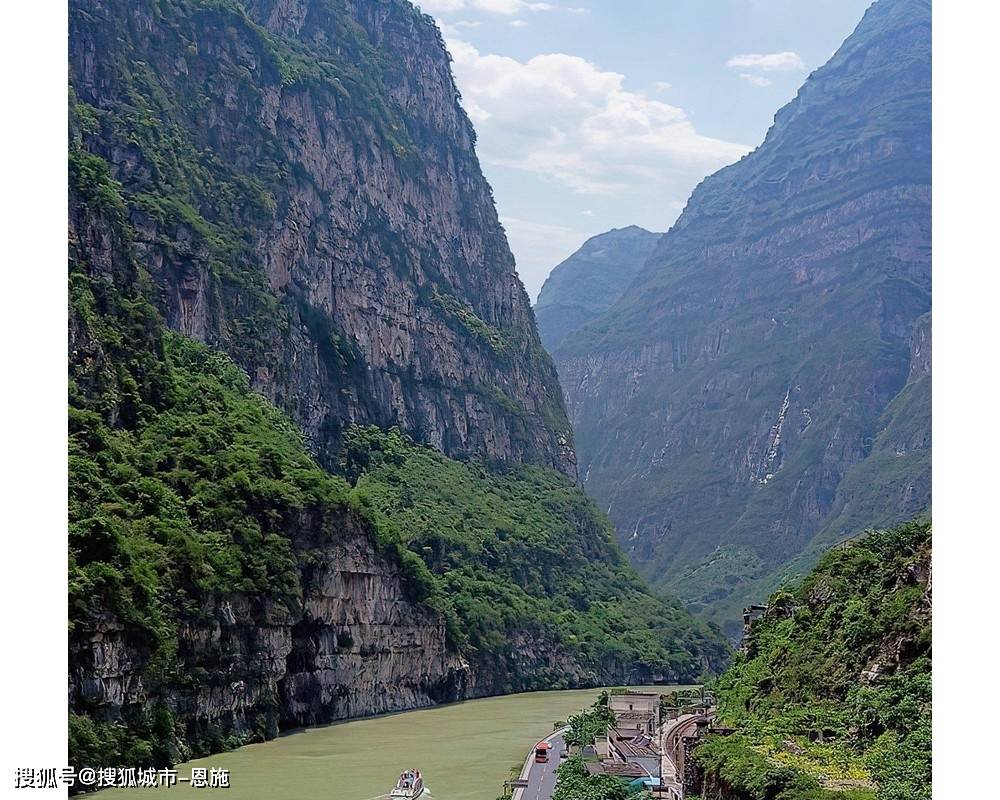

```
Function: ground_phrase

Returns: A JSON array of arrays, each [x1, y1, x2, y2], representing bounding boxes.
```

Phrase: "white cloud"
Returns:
[[421, 0, 553, 14], [418, 0, 466, 12], [446, 38, 749, 196], [653, 80, 672, 91], [474, 0, 548, 13], [738, 73, 772, 87], [509, 19, 528, 27], [725, 51, 805, 72]]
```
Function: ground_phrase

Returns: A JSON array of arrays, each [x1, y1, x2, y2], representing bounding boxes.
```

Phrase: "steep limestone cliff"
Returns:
[[69, 0, 573, 474], [67, 1, 730, 770], [553, 0, 931, 636], [70, 513, 465, 745], [68, 158, 462, 760], [68, 165, 726, 769]]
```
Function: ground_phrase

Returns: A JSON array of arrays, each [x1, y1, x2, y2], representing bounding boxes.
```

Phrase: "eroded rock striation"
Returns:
[[68, 0, 728, 770], [69, 513, 463, 743], [68, 166, 720, 767], [69, 0, 573, 475], [552, 0, 931, 636]]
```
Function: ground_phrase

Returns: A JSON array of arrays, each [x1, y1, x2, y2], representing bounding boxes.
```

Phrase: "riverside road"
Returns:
[[516, 733, 565, 800], [514, 711, 700, 800]]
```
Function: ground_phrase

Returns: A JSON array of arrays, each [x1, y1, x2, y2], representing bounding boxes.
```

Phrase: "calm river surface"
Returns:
[[99, 686, 687, 800]]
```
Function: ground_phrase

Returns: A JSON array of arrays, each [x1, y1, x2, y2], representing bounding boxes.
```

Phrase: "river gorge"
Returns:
[[98, 688, 687, 800]]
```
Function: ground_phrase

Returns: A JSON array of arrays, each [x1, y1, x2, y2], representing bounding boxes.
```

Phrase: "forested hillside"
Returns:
[[67, 0, 729, 773], [697, 519, 931, 800]]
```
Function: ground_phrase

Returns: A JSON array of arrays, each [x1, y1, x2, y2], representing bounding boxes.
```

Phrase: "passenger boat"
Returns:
[[389, 768, 424, 799]]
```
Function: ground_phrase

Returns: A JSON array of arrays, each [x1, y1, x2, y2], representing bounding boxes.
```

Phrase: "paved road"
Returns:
[[518, 733, 565, 800]]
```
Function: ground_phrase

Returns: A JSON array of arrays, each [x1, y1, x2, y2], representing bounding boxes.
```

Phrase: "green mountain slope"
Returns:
[[697, 519, 931, 800], [346, 427, 729, 682], [552, 0, 931, 636], [68, 82, 729, 773], [69, 0, 574, 474]]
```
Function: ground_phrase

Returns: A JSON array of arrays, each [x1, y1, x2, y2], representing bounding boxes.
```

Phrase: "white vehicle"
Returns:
[[389, 769, 424, 799]]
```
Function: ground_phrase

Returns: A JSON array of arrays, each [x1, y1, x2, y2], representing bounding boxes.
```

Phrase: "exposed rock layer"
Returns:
[[69, 0, 574, 475], [68, 174, 695, 761], [70, 507, 667, 744], [67, 0, 722, 764], [552, 0, 931, 636], [69, 511, 462, 742]]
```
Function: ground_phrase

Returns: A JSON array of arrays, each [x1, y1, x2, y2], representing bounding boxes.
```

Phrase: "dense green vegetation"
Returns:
[[68, 143, 728, 768], [70, 326, 353, 638], [69, 196, 360, 766], [431, 287, 512, 356], [563, 693, 617, 748], [344, 426, 730, 679], [696, 735, 875, 800], [696, 520, 931, 800], [553, 756, 651, 800]]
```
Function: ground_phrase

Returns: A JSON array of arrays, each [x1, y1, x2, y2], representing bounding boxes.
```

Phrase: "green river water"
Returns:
[[98, 686, 685, 800]]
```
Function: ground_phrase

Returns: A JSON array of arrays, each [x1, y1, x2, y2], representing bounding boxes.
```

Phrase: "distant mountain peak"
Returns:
[[534, 226, 661, 350], [550, 0, 930, 638]]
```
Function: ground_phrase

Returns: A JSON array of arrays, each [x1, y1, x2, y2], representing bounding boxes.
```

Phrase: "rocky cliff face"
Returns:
[[68, 167, 714, 768], [69, 509, 464, 745], [68, 164, 464, 757], [70, 501, 660, 749], [68, 0, 728, 770], [553, 0, 931, 636], [69, 0, 573, 475], [534, 226, 661, 351]]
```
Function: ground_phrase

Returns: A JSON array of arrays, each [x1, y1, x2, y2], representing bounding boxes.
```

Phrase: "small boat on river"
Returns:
[[389, 768, 424, 799]]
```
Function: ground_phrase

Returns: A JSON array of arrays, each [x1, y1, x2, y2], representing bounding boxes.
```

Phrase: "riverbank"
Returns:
[[98, 688, 687, 800]]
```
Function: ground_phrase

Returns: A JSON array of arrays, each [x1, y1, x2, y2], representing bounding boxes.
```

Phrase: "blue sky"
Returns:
[[416, 0, 872, 299]]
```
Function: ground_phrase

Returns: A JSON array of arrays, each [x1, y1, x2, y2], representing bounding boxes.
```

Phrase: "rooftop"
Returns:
[[586, 761, 648, 778], [615, 710, 655, 721], [611, 731, 659, 758]]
